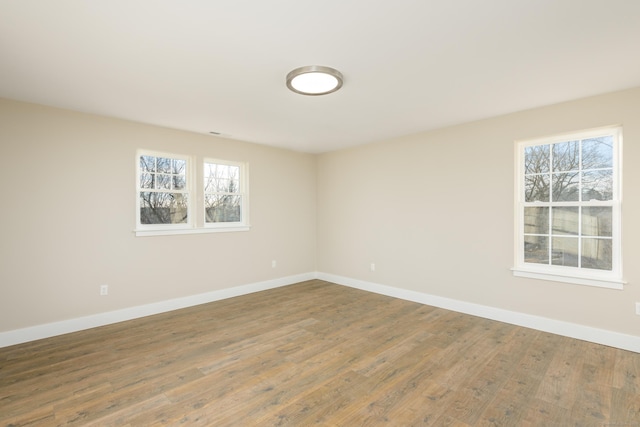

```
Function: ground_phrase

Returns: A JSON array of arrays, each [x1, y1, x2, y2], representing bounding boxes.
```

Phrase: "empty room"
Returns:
[[1, 1, 639, 425]]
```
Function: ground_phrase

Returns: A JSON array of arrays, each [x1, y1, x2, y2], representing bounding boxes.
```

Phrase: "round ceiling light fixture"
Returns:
[[286, 65, 343, 96]]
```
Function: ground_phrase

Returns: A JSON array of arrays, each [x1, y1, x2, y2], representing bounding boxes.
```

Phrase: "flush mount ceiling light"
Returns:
[[286, 65, 343, 96]]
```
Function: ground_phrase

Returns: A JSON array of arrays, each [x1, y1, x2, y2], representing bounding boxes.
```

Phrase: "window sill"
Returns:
[[135, 225, 250, 237], [511, 267, 624, 290]]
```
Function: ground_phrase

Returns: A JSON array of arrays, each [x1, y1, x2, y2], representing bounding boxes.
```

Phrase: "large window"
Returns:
[[136, 150, 249, 236], [513, 127, 623, 289]]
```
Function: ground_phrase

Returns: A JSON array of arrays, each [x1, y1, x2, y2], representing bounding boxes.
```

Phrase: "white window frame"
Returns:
[[203, 158, 249, 230], [135, 150, 250, 236], [136, 150, 194, 233], [512, 126, 624, 289]]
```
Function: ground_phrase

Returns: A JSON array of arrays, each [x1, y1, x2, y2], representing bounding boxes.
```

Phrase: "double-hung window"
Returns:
[[137, 152, 190, 228], [136, 150, 249, 236], [513, 126, 623, 289], [204, 159, 247, 226]]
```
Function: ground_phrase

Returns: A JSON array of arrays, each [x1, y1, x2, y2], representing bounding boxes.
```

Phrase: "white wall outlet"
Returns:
[[100, 284, 109, 296], [272, 260, 277, 268], [370, 263, 376, 272], [636, 302, 640, 315]]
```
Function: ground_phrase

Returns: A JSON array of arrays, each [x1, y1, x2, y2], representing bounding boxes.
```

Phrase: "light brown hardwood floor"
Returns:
[[1, 280, 639, 426]]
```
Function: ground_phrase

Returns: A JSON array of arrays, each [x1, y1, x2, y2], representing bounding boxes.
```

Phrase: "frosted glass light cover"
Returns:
[[286, 66, 343, 95], [291, 73, 338, 94]]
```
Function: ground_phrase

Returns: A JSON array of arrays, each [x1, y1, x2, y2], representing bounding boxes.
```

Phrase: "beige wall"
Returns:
[[0, 98, 317, 331], [2, 87, 639, 339], [317, 87, 640, 337]]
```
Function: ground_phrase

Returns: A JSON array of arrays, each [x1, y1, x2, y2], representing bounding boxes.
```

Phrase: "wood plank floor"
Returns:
[[1, 280, 639, 426]]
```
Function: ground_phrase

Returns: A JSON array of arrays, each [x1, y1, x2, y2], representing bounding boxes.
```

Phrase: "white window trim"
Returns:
[[135, 150, 194, 233], [203, 158, 250, 230], [134, 150, 250, 237], [512, 126, 624, 289], [135, 225, 250, 237]]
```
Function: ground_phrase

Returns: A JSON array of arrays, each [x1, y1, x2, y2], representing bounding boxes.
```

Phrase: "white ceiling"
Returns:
[[1, 1, 640, 153]]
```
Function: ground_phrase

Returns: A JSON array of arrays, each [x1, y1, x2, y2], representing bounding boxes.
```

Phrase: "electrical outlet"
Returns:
[[370, 263, 376, 272], [100, 284, 108, 296], [636, 302, 640, 315], [272, 260, 277, 268]]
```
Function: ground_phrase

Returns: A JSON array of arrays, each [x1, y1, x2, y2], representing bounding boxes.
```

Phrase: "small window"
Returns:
[[204, 159, 247, 226], [513, 127, 623, 289], [137, 152, 191, 228]]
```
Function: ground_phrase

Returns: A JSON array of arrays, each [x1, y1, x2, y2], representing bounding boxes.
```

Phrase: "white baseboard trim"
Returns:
[[0, 272, 317, 348], [4, 272, 638, 353], [318, 272, 640, 353]]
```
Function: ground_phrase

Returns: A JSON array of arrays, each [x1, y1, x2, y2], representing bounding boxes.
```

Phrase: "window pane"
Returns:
[[582, 169, 613, 201], [582, 136, 613, 169], [524, 207, 548, 234], [204, 163, 215, 177], [552, 171, 579, 201], [156, 174, 172, 190], [552, 237, 579, 267], [157, 157, 172, 173], [173, 159, 186, 174], [524, 236, 548, 264], [552, 207, 578, 235], [204, 176, 215, 192], [204, 163, 241, 193], [205, 195, 242, 223], [139, 192, 188, 224], [582, 207, 612, 237], [524, 175, 549, 202], [204, 163, 223, 192], [216, 178, 239, 193], [215, 179, 227, 193], [525, 145, 549, 174], [581, 238, 612, 271], [140, 173, 154, 189], [228, 165, 239, 179], [552, 140, 580, 172], [173, 175, 186, 190], [204, 163, 220, 180], [140, 155, 156, 173]]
